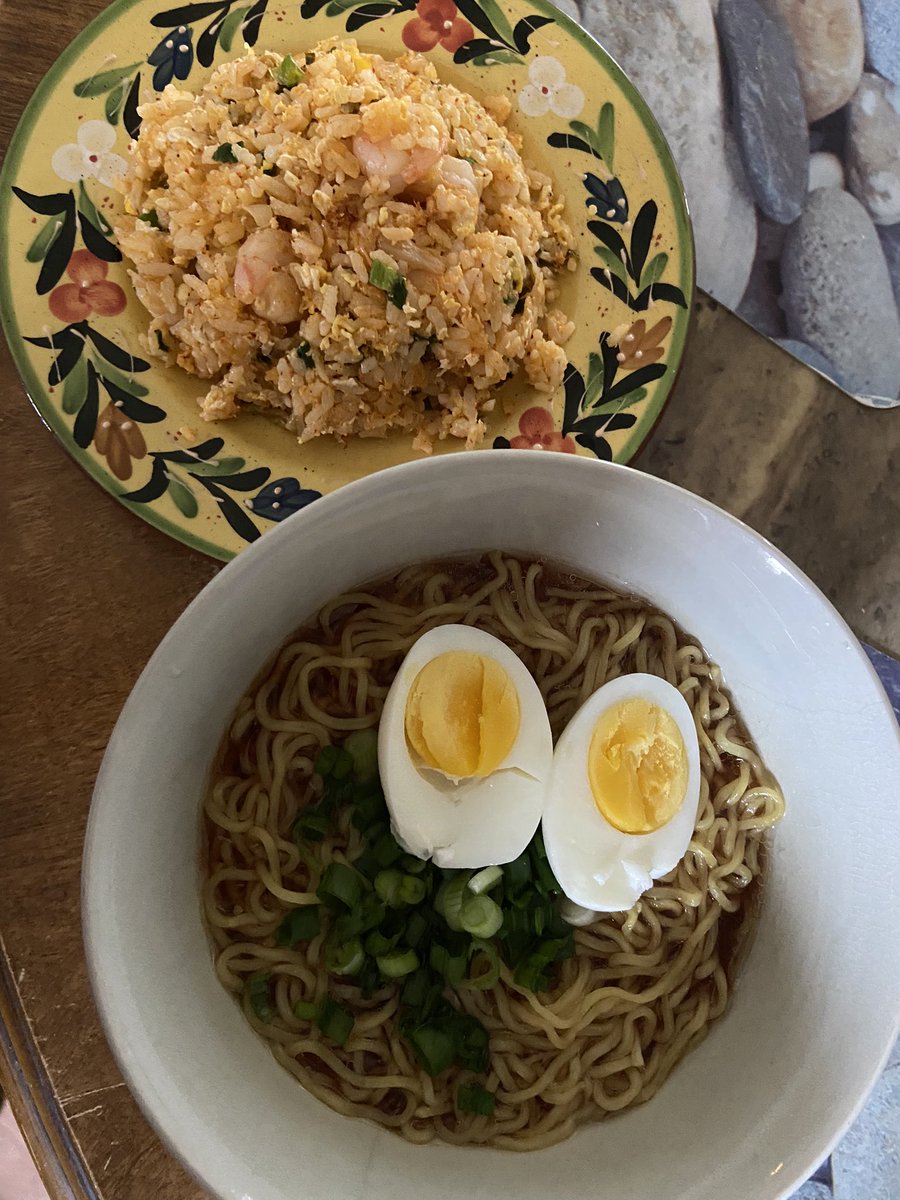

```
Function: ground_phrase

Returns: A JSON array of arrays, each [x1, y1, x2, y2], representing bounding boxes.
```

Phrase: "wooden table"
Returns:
[[2, 4, 898, 1197]]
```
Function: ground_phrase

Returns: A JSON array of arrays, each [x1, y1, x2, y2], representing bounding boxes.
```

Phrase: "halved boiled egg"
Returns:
[[542, 673, 700, 916], [378, 624, 553, 869]]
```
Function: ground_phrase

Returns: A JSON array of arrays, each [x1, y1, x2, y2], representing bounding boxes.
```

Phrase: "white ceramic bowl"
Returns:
[[84, 453, 900, 1200]]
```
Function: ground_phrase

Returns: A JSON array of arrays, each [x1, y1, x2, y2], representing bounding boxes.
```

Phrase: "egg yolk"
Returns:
[[404, 651, 520, 778], [588, 698, 687, 834]]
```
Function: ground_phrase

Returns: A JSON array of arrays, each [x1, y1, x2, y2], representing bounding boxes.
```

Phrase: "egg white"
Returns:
[[543, 673, 701, 914], [378, 624, 553, 869]]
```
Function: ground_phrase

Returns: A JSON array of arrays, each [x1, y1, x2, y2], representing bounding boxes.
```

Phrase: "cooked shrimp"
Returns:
[[234, 227, 302, 324], [435, 155, 479, 197], [352, 134, 446, 193]]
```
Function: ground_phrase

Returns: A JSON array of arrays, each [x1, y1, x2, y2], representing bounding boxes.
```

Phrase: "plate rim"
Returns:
[[0, 0, 695, 563]]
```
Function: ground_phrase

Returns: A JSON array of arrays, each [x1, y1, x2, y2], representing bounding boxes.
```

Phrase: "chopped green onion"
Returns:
[[294, 340, 314, 368], [318, 862, 367, 910], [429, 943, 466, 986], [294, 999, 318, 1020], [400, 967, 433, 1010], [317, 996, 354, 1046], [513, 953, 548, 993], [374, 868, 403, 906], [273, 53, 304, 88], [459, 894, 503, 939], [461, 940, 501, 991], [404, 909, 430, 949], [457, 1083, 496, 1116], [246, 973, 275, 1022], [407, 1024, 455, 1076], [293, 809, 330, 843], [138, 209, 160, 228], [400, 853, 428, 875], [467, 865, 503, 895], [364, 927, 400, 957], [314, 743, 340, 776], [212, 142, 239, 163], [435, 873, 472, 932], [368, 257, 408, 308], [352, 849, 381, 880], [373, 830, 403, 869], [503, 852, 531, 890], [275, 904, 320, 946], [351, 786, 387, 832], [345, 727, 379, 781], [325, 936, 365, 976], [331, 895, 384, 942], [398, 874, 427, 906], [453, 1014, 490, 1073], [376, 948, 419, 978]]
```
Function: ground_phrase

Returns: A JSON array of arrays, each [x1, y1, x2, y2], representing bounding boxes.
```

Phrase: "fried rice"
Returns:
[[114, 38, 575, 451]]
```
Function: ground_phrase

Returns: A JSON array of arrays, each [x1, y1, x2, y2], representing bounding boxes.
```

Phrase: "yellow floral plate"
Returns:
[[0, 0, 693, 559]]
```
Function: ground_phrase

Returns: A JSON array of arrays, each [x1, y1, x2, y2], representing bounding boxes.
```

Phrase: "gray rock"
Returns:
[[738, 255, 787, 338], [879, 222, 900, 309], [860, 0, 900, 86], [783, 189, 900, 397], [776, 338, 846, 388], [758, 215, 789, 261], [581, 0, 757, 307], [768, 0, 864, 121], [718, 0, 810, 224], [847, 73, 900, 225], [809, 151, 845, 191], [832, 1065, 900, 1199], [789, 1183, 832, 1200]]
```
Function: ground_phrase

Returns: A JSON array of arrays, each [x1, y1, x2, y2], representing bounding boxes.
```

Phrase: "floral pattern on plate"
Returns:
[[0, 0, 693, 559]]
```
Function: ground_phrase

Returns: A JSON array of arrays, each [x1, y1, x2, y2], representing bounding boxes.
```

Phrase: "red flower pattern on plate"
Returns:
[[402, 0, 474, 53], [509, 406, 576, 453], [48, 250, 126, 323]]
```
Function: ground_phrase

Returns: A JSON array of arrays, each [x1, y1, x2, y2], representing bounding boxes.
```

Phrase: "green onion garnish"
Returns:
[[407, 1024, 455, 1076], [138, 209, 160, 228], [344, 727, 379, 782], [376, 948, 419, 978], [212, 142, 239, 163], [294, 999, 318, 1020], [246, 973, 275, 1022], [503, 852, 531, 890], [461, 940, 501, 991], [435, 872, 472, 932], [467, 865, 503, 895], [400, 853, 428, 875], [404, 909, 430, 949], [368, 258, 408, 308], [325, 936, 365, 976], [317, 996, 354, 1046], [373, 830, 404, 869], [457, 1083, 496, 1116], [293, 809, 330, 843], [364, 927, 399, 957], [273, 54, 305, 88], [294, 341, 314, 368], [318, 862, 367, 910], [429, 943, 466, 986], [459, 894, 503, 939], [275, 904, 320, 946]]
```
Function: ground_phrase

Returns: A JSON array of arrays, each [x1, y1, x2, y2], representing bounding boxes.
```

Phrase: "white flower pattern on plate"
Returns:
[[518, 57, 585, 119], [51, 120, 127, 187]]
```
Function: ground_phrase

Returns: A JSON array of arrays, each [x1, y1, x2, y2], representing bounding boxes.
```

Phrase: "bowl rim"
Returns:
[[83, 452, 900, 1200]]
